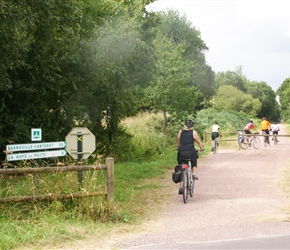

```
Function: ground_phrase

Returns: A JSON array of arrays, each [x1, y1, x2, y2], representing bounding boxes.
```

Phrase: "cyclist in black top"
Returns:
[[177, 119, 204, 186]]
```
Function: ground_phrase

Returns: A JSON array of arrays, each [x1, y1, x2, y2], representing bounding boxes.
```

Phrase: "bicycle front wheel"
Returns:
[[252, 137, 260, 149], [183, 169, 188, 204], [240, 137, 249, 150]]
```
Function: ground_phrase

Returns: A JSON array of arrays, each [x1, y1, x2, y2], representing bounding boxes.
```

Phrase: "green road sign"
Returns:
[[31, 128, 42, 141]]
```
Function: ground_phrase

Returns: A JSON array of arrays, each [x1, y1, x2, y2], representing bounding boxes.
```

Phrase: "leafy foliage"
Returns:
[[246, 81, 280, 121], [143, 10, 214, 132], [214, 85, 261, 116], [277, 78, 290, 121]]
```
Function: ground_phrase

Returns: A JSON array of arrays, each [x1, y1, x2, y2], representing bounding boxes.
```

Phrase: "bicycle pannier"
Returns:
[[172, 165, 182, 183]]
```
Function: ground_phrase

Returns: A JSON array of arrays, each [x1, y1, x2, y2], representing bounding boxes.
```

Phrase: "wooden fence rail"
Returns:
[[0, 157, 114, 203], [203, 131, 290, 150]]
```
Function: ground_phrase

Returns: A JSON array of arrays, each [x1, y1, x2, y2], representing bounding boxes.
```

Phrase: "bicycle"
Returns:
[[212, 135, 222, 154], [240, 132, 260, 150], [180, 158, 196, 204], [272, 133, 279, 145], [262, 130, 270, 147]]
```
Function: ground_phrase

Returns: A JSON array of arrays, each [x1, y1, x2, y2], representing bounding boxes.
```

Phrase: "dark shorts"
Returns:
[[273, 131, 278, 135], [177, 150, 198, 167], [262, 129, 269, 135], [211, 132, 219, 140], [244, 129, 251, 134]]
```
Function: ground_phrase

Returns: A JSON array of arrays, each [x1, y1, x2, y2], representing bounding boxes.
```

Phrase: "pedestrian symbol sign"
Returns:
[[31, 128, 42, 141]]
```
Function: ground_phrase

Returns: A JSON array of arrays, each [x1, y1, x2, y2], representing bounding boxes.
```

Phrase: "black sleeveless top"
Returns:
[[179, 129, 195, 151]]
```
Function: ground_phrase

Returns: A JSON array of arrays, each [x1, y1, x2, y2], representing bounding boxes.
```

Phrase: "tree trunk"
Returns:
[[162, 111, 167, 133]]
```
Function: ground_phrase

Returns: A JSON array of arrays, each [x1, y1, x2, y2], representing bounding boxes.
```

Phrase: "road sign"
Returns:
[[7, 150, 67, 161], [6, 141, 66, 152], [65, 127, 96, 160], [31, 128, 42, 141]]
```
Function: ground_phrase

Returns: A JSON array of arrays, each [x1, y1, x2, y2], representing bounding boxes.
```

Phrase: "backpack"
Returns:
[[172, 165, 182, 183]]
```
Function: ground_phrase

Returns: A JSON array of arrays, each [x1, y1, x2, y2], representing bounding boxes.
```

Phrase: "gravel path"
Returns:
[[57, 126, 290, 249]]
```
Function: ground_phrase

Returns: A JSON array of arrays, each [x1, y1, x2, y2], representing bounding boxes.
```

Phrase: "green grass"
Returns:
[[0, 149, 183, 249]]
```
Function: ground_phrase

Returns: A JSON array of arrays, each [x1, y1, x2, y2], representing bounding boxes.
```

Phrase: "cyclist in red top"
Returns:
[[244, 120, 258, 134]]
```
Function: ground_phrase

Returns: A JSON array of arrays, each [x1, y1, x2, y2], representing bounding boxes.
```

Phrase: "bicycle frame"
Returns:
[[262, 131, 270, 147], [181, 160, 194, 204], [212, 136, 220, 154]]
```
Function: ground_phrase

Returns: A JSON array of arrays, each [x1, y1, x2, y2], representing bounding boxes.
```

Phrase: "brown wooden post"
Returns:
[[237, 131, 241, 150], [106, 157, 114, 202]]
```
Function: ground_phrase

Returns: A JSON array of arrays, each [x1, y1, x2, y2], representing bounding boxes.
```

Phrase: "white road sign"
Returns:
[[65, 127, 95, 160], [7, 150, 67, 161], [6, 141, 66, 152]]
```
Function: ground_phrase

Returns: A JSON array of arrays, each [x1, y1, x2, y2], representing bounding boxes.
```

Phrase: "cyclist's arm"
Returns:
[[176, 130, 181, 148], [193, 131, 204, 151]]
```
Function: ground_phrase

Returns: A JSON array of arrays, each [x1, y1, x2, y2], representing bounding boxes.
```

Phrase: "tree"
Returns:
[[144, 10, 213, 132], [158, 10, 215, 100], [0, 0, 154, 160], [214, 85, 261, 117], [215, 66, 247, 92], [145, 35, 200, 132], [277, 78, 290, 121], [246, 81, 280, 121]]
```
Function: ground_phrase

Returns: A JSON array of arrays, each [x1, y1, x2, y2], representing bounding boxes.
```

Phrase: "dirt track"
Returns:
[[56, 126, 290, 249]]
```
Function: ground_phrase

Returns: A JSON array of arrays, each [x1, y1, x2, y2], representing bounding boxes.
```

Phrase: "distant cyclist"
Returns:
[[260, 117, 271, 143], [244, 120, 259, 134], [271, 122, 280, 141], [211, 121, 222, 151]]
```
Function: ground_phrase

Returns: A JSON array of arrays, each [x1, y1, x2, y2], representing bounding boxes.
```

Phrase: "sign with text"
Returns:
[[6, 141, 66, 152], [7, 150, 67, 161]]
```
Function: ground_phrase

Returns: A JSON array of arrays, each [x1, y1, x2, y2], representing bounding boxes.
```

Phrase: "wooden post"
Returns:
[[106, 157, 114, 202], [237, 130, 241, 150]]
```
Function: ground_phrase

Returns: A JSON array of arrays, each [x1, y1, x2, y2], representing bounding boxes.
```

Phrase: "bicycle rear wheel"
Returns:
[[240, 136, 249, 150], [213, 138, 218, 154], [264, 137, 270, 147], [189, 177, 194, 197], [252, 137, 260, 149], [182, 169, 188, 204], [274, 135, 278, 145]]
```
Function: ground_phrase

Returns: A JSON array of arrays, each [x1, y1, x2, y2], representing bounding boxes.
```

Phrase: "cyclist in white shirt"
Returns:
[[211, 121, 222, 151], [271, 122, 280, 141]]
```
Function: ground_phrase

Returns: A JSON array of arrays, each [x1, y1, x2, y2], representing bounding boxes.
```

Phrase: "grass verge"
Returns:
[[2, 149, 204, 250]]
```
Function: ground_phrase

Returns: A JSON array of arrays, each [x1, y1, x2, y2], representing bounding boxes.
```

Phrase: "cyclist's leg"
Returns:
[[266, 130, 270, 143], [274, 131, 278, 142], [246, 130, 251, 143], [191, 156, 198, 180]]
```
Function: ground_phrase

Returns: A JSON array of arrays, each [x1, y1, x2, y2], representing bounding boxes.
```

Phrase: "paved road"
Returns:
[[110, 126, 290, 249]]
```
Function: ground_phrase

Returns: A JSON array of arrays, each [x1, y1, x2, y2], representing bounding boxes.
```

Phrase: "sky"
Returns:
[[146, 0, 290, 91]]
